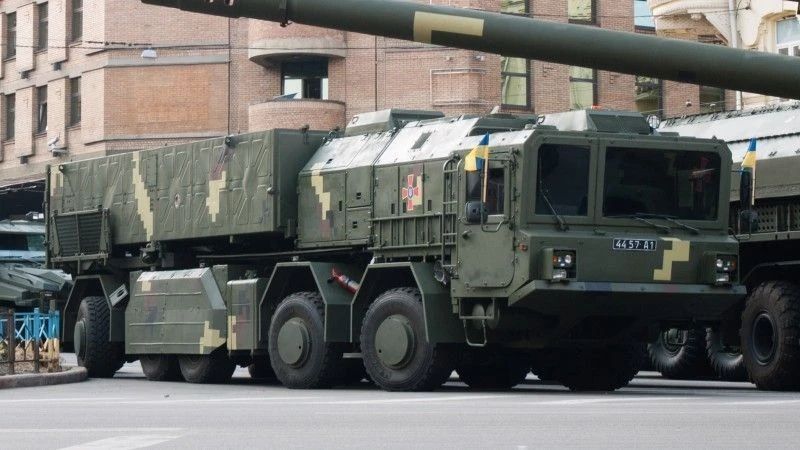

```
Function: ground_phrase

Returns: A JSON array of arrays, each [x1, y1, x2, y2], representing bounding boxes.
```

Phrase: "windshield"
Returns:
[[603, 147, 720, 221]]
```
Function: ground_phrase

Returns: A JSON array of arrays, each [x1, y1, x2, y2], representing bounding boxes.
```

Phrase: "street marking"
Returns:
[[100, 396, 317, 405], [0, 397, 128, 404], [0, 428, 183, 433], [59, 434, 182, 450], [535, 396, 686, 405]]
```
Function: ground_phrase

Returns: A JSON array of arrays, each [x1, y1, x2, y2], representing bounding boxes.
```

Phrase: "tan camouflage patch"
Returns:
[[50, 171, 62, 197], [207, 170, 226, 222], [199, 321, 226, 353], [227, 315, 237, 351], [131, 153, 155, 240], [653, 238, 691, 281], [413, 11, 485, 44], [310, 169, 331, 220]]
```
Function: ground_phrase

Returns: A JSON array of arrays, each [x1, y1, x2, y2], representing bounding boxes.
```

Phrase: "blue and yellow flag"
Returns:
[[465, 133, 490, 172], [741, 137, 757, 171]]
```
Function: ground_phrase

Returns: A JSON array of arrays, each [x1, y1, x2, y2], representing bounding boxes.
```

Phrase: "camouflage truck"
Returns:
[[659, 103, 800, 390], [47, 108, 746, 391], [0, 219, 71, 311]]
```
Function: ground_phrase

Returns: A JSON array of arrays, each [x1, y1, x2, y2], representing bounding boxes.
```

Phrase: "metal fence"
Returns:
[[0, 308, 61, 375]]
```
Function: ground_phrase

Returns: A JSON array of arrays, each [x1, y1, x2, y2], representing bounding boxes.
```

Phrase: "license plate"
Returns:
[[612, 238, 657, 252]]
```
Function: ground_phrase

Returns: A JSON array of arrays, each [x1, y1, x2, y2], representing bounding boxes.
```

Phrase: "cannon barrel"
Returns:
[[143, 0, 800, 100]]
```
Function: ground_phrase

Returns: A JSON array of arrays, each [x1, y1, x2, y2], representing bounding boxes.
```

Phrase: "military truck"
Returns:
[[0, 219, 71, 311], [659, 102, 800, 390], [46, 108, 745, 391]]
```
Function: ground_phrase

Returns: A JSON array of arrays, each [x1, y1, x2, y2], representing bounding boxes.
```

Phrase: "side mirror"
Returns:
[[465, 201, 486, 225], [739, 170, 753, 207]]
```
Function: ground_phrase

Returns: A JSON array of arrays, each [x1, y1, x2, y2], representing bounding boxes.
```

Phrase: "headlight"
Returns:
[[544, 249, 577, 282], [712, 254, 737, 285]]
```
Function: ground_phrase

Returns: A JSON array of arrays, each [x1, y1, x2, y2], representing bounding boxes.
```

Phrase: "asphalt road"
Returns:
[[4, 356, 800, 449]]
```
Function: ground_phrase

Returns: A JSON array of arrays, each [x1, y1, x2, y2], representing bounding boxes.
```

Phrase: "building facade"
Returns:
[[0, 0, 713, 194], [648, 0, 799, 109]]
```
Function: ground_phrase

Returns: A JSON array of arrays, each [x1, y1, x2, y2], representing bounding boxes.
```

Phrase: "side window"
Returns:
[[536, 144, 590, 216], [466, 167, 505, 215]]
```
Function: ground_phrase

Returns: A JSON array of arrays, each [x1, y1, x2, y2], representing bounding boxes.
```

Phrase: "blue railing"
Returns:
[[0, 309, 60, 342]]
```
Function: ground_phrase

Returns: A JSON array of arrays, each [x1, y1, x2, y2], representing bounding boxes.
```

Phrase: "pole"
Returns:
[[6, 309, 14, 375], [728, 0, 742, 109]]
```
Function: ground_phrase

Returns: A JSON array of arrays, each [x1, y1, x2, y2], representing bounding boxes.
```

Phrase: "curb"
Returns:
[[0, 366, 88, 389]]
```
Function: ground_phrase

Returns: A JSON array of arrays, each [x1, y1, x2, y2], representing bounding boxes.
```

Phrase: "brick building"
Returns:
[[0, 0, 714, 200]]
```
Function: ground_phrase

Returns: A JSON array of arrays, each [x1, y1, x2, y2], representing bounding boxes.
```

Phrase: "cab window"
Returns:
[[466, 168, 505, 215], [535, 144, 591, 216]]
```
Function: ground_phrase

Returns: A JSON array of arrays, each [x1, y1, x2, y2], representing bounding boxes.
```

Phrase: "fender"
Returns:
[[351, 262, 464, 344], [63, 274, 129, 344], [742, 261, 800, 290], [260, 262, 365, 344]]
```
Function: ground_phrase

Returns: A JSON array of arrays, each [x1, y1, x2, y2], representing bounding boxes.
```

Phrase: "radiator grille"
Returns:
[[53, 210, 108, 257]]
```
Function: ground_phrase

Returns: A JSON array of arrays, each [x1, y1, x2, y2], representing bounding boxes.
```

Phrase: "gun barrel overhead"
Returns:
[[142, 0, 800, 100]]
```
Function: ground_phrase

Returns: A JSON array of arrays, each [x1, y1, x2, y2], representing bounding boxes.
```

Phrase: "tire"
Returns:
[[140, 354, 183, 381], [705, 329, 747, 382], [553, 341, 644, 392], [74, 296, 124, 378], [457, 349, 530, 390], [268, 291, 344, 389], [740, 281, 800, 390], [648, 328, 713, 380], [248, 355, 277, 381], [178, 347, 236, 384], [360, 287, 457, 392]]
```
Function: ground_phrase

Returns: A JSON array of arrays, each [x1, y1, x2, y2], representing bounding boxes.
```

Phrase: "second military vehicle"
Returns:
[[47, 108, 745, 391]]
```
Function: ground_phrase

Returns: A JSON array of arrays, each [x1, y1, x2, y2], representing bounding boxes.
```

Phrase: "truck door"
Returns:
[[456, 155, 516, 288]]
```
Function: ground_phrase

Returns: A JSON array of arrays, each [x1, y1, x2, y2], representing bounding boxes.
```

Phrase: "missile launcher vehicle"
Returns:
[[47, 109, 746, 391]]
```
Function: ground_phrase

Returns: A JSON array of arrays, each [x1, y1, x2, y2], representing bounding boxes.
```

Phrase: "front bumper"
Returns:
[[508, 280, 746, 323]]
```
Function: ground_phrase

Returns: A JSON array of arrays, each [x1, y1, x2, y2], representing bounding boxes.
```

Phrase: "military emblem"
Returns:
[[401, 174, 422, 211]]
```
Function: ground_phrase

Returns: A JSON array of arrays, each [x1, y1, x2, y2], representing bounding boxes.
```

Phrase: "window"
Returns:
[[71, 0, 83, 42], [38, 3, 48, 51], [634, 0, 655, 30], [281, 59, 328, 100], [36, 86, 47, 134], [501, 57, 529, 108], [5, 12, 16, 59], [569, 66, 596, 110], [700, 86, 725, 113], [603, 148, 721, 220], [466, 168, 505, 215], [500, 1, 530, 108], [568, 0, 595, 24], [5, 94, 15, 140], [777, 17, 800, 56], [69, 77, 81, 125], [635, 76, 662, 116], [536, 144, 590, 216]]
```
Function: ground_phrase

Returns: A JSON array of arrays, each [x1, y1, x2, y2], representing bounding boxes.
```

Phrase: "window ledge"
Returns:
[[34, 131, 47, 138], [3, 56, 16, 62], [67, 123, 81, 130]]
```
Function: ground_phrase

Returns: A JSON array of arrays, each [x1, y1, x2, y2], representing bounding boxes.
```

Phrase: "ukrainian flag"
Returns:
[[465, 133, 490, 172], [741, 137, 757, 171]]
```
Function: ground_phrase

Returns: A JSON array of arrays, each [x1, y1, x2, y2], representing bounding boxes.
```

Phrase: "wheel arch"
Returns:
[[743, 261, 800, 292], [63, 274, 128, 344], [260, 262, 365, 345], [351, 262, 464, 344]]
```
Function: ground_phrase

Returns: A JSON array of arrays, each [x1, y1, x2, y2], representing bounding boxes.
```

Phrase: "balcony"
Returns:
[[248, 21, 346, 66], [248, 99, 346, 132]]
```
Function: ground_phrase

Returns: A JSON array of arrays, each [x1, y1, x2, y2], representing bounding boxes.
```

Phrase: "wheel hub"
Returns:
[[277, 318, 310, 367], [661, 329, 687, 356], [375, 314, 415, 368], [74, 320, 86, 360], [752, 312, 777, 366]]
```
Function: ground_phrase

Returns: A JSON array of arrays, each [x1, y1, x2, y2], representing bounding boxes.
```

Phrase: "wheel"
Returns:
[[457, 349, 530, 390], [360, 287, 457, 392], [553, 341, 644, 391], [248, 355, 277, 381], [74, 296, 124, 378], [705, 329, 747, 382], [178, 347, 236, 384], [530, 349, 558, 382], [268, 291, 344, 389], [140, 354, 182, 381], [740, 281, 800, 390], [648, 328, 713, 380]]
